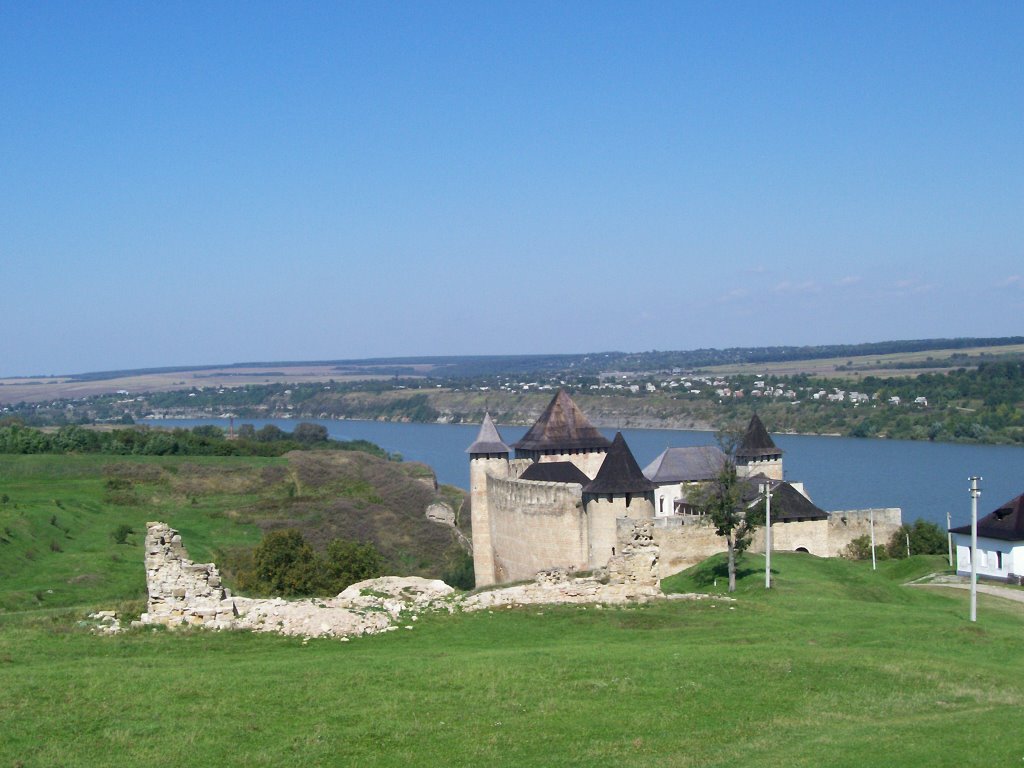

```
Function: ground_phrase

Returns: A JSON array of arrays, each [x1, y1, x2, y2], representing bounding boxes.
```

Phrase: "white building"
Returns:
[[642, 445, 727, 517], [950, 492, 1024, 583]]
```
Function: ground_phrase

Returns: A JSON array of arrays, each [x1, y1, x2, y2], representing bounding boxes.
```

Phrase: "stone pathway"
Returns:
[[908, 573, 1024, 605]]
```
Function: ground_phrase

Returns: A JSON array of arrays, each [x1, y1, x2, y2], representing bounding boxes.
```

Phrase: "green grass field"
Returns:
[[2, 457, 1023, 766]]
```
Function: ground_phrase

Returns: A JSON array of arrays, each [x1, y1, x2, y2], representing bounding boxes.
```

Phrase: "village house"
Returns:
[[950, 492, 1024, 583]]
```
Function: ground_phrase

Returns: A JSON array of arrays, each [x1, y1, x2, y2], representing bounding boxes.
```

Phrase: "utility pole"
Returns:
[[764, 480, 772, 589], [870, 507, 876, 571], [946, 510, 953, 568], [969, 476, 981, 623]]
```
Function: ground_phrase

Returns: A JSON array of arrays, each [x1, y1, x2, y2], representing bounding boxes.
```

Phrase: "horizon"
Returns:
[[3, 3, 1022, 378], [4, 333, 1022, 381]]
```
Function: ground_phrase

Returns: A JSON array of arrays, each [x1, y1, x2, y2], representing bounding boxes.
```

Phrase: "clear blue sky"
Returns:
[[2, 1, 1021, 377]]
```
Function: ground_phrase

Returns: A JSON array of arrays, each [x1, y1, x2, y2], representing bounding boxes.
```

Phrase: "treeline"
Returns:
[[0, 423, 389, 458]]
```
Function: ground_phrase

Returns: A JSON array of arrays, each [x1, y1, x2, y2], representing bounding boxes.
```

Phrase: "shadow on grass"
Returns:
[[690, 561, 764, 587]]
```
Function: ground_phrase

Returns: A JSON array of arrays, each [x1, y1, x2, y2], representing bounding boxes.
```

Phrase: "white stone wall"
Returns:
[[953, 535, 1023, 581], [486, 475, 588, 583], [825, 509, 903, 557], [736, 456, 783, 481], [584, 493, 654, 569]]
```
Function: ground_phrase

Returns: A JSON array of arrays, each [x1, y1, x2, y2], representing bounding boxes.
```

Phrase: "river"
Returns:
[[141, 417, 1023, 531]]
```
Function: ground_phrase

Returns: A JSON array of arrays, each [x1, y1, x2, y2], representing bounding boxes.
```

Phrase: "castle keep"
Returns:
[[469, 390, 902, 588]]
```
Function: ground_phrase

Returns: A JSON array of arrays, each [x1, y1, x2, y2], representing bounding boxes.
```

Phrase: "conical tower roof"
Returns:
[[465, 412, 510, 454], [736, 414, 782, 459], [583, 433, 655, 494], [512, 389, 612, 453]]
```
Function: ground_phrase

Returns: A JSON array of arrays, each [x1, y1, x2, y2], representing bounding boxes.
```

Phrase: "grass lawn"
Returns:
[[0, 552, 1021, 767], [2, 455, 1022, 766]]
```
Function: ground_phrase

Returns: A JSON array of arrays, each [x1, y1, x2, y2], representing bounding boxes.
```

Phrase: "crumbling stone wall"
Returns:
[[606, 518, 660, 588], [142, 522, 238, 629]]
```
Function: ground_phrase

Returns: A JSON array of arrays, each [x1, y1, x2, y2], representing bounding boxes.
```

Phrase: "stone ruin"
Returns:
[[139, 522, 453, 639], [143, 522, 235, 628], [121, 518, 698, 642]]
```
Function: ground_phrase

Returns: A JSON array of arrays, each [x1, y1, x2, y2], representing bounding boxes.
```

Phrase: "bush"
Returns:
[[322, 539, 384, 593], [885, 519, 948, 559], [111, 524, 134, 545], [842, 534, 889, 562], [252, 529, 322, 596], [234, 531, 386, 597], [442, 551, 475, 590]]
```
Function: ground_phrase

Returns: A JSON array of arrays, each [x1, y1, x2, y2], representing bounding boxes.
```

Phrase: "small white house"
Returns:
[[950, 492, 1024, 583], [643, 445, 727, 517]]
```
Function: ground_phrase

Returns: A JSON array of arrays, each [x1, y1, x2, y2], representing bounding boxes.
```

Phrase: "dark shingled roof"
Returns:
[[519, 461, 591, 485], [736, 414, 782, 459], [512, 389, 612, 453], [643, 446, 727, 483], [950, 492, 1024, 541], [583, 433, 656, 495], [465, 413, 510, 455], [740, 477, 828, 521]]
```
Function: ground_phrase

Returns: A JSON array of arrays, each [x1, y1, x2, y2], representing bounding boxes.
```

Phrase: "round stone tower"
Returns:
[[466, 412, 510, 587]]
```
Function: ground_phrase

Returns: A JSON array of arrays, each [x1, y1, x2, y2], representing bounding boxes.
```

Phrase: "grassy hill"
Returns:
[[0, 551, 1021, 766], [0, 452, 468, 612]]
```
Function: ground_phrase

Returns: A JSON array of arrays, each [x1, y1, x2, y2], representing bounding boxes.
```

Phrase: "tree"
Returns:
[[256, 424, 285, 443], [692, 458, 764, 592], [292, 422, 328, 445]]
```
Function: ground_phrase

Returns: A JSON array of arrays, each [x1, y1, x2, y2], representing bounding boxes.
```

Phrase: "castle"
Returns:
[[468, 390, 902, 587]]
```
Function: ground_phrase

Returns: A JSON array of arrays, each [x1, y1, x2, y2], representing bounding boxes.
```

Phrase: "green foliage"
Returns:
[[242, 530, 385, 596], [110, 524, 134, 545], [885, 519, 948, 559], [689, 456, 763, 592], [842, 534, 890, 562], [322, 538, 384, 592], [291, 422, 329, 445], [0, 423, 388, 459], [442, 551, 475, 590], [251, 529, 322, 596]]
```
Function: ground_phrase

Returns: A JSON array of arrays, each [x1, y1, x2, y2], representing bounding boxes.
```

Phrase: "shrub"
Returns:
[[442, 552, 475, 590], [252, 529, 322, 596], [111, 524, 134, 545], [842, 534, 889, 562], [885, 519, 948, 559], [322, 538, 384, 593]]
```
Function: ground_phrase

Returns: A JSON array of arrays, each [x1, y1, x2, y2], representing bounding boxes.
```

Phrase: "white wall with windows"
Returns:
[[953, 534, 1022, 581]]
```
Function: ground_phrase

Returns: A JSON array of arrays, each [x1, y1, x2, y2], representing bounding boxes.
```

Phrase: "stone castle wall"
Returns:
[[535, 450, 607, 479], [824, 509, 903, 557], [651, 507, 904, 576], [486, 474, 588, 583], [652, 517, 729, 577], [584, 493, 655, 569], [750, 520, 830, 556]]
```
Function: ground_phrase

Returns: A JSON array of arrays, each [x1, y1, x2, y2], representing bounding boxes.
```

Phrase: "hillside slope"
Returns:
[[0, 452, 468, 612]]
